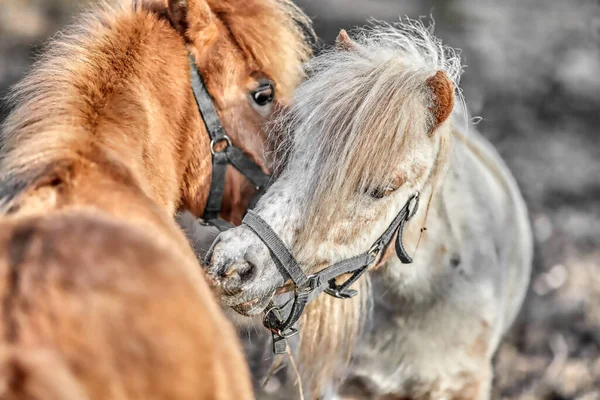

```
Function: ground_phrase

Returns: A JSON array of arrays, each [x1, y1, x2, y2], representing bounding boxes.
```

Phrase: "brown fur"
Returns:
[[0, 212, 250, 399], [0, 0, 312, 222], [0, 348, 88, 400], [0, 0, 312, 397], [426, 71, 454, 135]]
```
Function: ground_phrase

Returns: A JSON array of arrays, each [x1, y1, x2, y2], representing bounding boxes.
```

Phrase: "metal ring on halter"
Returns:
[[263, 303, 283, 333], [210, 135, 232, 155], [263, 301, 298, 338]]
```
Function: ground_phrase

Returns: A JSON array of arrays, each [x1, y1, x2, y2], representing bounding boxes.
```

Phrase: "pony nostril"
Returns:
[[222, 261, 256, 286]]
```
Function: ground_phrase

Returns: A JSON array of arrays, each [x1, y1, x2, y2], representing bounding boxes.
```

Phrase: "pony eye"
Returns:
[[368, 188, 386, 199], [367, 186, 394, 199], [251, 82, 275, 106]]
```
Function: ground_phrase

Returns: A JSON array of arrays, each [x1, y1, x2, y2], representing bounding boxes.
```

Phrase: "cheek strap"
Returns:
[[188, 54, 272, 229]]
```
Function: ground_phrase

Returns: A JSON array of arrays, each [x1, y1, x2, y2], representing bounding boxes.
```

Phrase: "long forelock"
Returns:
[[275, 18, 463, 235], [207, 0, 315, 100]]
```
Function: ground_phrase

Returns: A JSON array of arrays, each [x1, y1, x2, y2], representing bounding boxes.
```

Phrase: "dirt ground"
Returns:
[[1, 0, 599, 398]]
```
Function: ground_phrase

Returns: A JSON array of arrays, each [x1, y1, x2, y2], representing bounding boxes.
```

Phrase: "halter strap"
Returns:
[[242, 211, 309, 287], [188, 55, 272, 228], [242, 192, 420, 353]]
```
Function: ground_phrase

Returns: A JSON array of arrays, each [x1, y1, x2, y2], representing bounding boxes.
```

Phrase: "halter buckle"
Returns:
[[263, 301, 285, 331], [324, 287, 358, 299], [275, 327, 299, 339], [296, 274, 319, 295], [264, 311, 299, 339], [368, 242, 383, 259], [210, 135, 232, 155]]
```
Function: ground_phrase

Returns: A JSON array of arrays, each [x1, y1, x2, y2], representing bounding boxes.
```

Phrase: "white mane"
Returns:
[[353, 19, 462, 85], [271, 18, 464, 230]]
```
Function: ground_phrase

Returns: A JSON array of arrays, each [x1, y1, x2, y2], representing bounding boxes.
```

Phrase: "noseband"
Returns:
[[241, 192, 420, 354], [188, 54, 272, 230]]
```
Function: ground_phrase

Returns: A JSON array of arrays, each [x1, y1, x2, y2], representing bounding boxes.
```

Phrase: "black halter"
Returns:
[[241, 192, 420, 354], [188, 54, 272, 231]]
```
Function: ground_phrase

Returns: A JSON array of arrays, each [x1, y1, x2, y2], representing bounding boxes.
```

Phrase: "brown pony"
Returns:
[[0, 0, 312, 398]]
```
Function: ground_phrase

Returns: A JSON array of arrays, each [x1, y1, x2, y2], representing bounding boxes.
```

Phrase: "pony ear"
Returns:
[[335, 29, 357, 51], [167, 0, 212, 40], [426, 70, 455, 135]]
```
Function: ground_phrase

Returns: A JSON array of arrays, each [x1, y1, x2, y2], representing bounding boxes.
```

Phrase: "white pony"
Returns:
[[205, 20, 533, 399]]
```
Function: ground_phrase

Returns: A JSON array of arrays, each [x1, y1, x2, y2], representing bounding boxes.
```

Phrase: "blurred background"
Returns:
[[1, 0, 599, 398]]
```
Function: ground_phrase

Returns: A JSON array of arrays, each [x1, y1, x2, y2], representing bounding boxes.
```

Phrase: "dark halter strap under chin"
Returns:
[[188, 54, 272, 231], [241, 191, 420, 354]]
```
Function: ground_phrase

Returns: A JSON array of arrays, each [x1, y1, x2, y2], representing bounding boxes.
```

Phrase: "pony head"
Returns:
[[0, 0, 313, 225], [166, 0, 314, 222], [206, 19, 463, 392]]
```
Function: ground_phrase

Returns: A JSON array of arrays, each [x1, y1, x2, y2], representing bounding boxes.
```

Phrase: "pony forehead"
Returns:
[[206, 0, 315, 100]]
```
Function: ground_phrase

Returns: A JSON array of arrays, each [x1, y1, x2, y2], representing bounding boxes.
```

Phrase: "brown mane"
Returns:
[[1, 0, 198, 213]]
